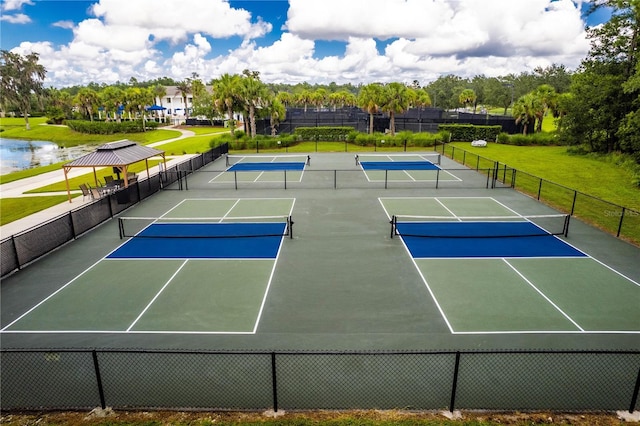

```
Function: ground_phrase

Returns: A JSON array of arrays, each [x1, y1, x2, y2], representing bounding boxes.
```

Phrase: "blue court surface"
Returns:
[[108, 222, 287, 259], [395, 221, 586, 258], [228, 162, 305, 171], [360, 161, 440, 171]]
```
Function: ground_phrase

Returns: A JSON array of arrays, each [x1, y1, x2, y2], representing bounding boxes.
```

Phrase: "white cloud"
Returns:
[[10, 0, 592, 87], [1, 0, 34, 12], [90, 0, 271, 42], [0, 13, 31, 24]]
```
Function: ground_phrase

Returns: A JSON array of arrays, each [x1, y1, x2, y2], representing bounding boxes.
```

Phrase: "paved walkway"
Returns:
[[0, 126, 200, 239]]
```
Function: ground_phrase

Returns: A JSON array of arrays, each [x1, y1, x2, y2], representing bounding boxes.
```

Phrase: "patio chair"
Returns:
[[89, 186, 102, 201], [79, 184, 91, 201]]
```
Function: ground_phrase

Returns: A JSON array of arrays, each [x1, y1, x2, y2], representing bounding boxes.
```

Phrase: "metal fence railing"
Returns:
[[440, 143, 640, 246], [0, 143, 228, 278], [1, 349, 638, 412]]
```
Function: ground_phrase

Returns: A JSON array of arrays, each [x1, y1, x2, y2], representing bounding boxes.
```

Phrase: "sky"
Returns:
[[0, 0, 613, 88]]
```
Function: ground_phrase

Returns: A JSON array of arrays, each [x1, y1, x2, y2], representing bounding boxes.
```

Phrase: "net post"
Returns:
[[118, 217, 124, 239], [284, 170, 287, 190], [385, 169, 388, 189], [564, 214, 571, 237], [288, 215, 294, 239], [436, 169, 440, 189], [234, 171, 238, 190], [390, 215, 396, 239]]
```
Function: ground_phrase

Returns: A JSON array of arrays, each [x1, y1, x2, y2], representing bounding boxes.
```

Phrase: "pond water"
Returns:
[[0, 138, 95, 175]]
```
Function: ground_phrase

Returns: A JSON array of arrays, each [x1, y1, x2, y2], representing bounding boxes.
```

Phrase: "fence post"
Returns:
[[271, 352, 279, 413], [91, 350, 107, 409], [537, 179, 543, 200], [449, 351, 461, 413], [629, 364, 640, 413]]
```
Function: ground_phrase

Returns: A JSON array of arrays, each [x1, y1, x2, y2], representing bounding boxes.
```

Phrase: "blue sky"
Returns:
[[0, 0, 611, 88]]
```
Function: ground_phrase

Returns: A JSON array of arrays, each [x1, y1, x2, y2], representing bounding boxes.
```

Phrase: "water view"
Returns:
[[0, 138, 94, 175]]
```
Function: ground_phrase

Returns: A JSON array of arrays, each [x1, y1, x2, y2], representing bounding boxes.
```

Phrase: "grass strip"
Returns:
[[1, 195, 75, 226]]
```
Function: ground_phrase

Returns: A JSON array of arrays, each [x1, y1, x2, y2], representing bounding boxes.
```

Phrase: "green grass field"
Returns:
[[448, 142, 639, 210]]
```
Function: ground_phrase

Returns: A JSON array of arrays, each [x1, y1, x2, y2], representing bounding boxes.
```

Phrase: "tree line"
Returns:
[[1, 0, 638, 159]]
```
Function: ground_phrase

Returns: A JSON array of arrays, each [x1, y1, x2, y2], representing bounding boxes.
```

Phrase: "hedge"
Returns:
[[66, 119, 158, 134], [438, 124, 502, 142], [293, 127, 353, 141]]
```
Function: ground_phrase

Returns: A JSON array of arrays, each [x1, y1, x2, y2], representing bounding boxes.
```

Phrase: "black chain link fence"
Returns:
[[441, 144, 640, 246], [1, 349, 638, 412], [0, 143, 228, 278]]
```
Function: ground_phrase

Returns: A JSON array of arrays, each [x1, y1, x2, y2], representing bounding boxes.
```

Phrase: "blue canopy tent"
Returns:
[[146, 105, 166, 111]]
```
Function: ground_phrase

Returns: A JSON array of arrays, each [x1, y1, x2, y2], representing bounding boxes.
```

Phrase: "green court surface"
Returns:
[[380, 196, 639, 334], [1, 152, 638, 352]]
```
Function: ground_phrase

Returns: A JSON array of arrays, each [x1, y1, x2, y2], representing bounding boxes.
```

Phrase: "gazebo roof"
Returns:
[[65, 140, 164, 167]]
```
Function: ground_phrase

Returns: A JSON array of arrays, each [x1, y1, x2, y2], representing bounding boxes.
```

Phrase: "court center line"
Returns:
[[433, 198, 460, 221], [126, 259, 189, 332], [220, 199, 242, 222], [502, 258, 585, 332]]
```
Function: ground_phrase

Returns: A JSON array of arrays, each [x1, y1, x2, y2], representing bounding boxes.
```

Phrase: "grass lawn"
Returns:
[[447, 142, 640, 245], [449, 142, 639, 209], [0, 195, 76, 226], [1, 117, 181, 147]]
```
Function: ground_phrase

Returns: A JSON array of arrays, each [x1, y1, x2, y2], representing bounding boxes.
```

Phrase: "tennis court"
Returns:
[[357, 153, 462, 184], [380, 197, 640, 334], [2, 198, 295, 334], [209, 154, 309, 184], [1, 152, 639, 349]]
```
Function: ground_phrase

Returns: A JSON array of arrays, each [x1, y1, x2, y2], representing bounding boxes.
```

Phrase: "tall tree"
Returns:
[[560, 0, 639, 153], [513, 93, 541, 135], [238, 74, 268, 138], [176, 79, 192, 118], [458, 89, 477, 110], [74, 88, 100, 121], [212, 73, 241, 136], [357, 83, 383, 135], [0, 50, 46, 130], [380, 82, 415, 136]]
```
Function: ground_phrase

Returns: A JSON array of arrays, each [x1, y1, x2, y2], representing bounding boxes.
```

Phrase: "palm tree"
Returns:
[[176, 79, 191, 118], [513, 93, 542, 135], [212, 73, 241, 136], [458, 89, 477, 111], [533, 84, 558, 133], [238, 75, 268, 138], [100, 86, 124, 122], [74, 88, 100, 121], [296, 89, 313, 113], [357, 83, 383, 135], [380, 82, 415, 136], [266, 97, 286, 136]]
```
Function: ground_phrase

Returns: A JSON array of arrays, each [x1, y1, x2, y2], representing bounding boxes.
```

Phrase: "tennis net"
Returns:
[[390, 213, 571, 239], [226, 154, 310, 166], [355, 153, 441, 165], [118, 215, 294, 239]]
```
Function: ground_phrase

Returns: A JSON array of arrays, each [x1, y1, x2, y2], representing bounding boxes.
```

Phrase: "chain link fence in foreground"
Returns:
[[1, 349, 638, 412]]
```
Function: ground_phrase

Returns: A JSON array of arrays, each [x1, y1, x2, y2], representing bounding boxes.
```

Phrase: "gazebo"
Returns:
[[63, 140, 167, 203]]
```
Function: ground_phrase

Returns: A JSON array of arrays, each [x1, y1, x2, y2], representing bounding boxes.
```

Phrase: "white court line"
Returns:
[[502, 258, 584, 332], [126, 259, 189, 332]]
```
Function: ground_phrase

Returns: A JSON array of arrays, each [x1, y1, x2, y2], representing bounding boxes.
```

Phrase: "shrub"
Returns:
[[438, 124, 502, 141], [66, 119, 157, 134], [294, 127, 353, 141]]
